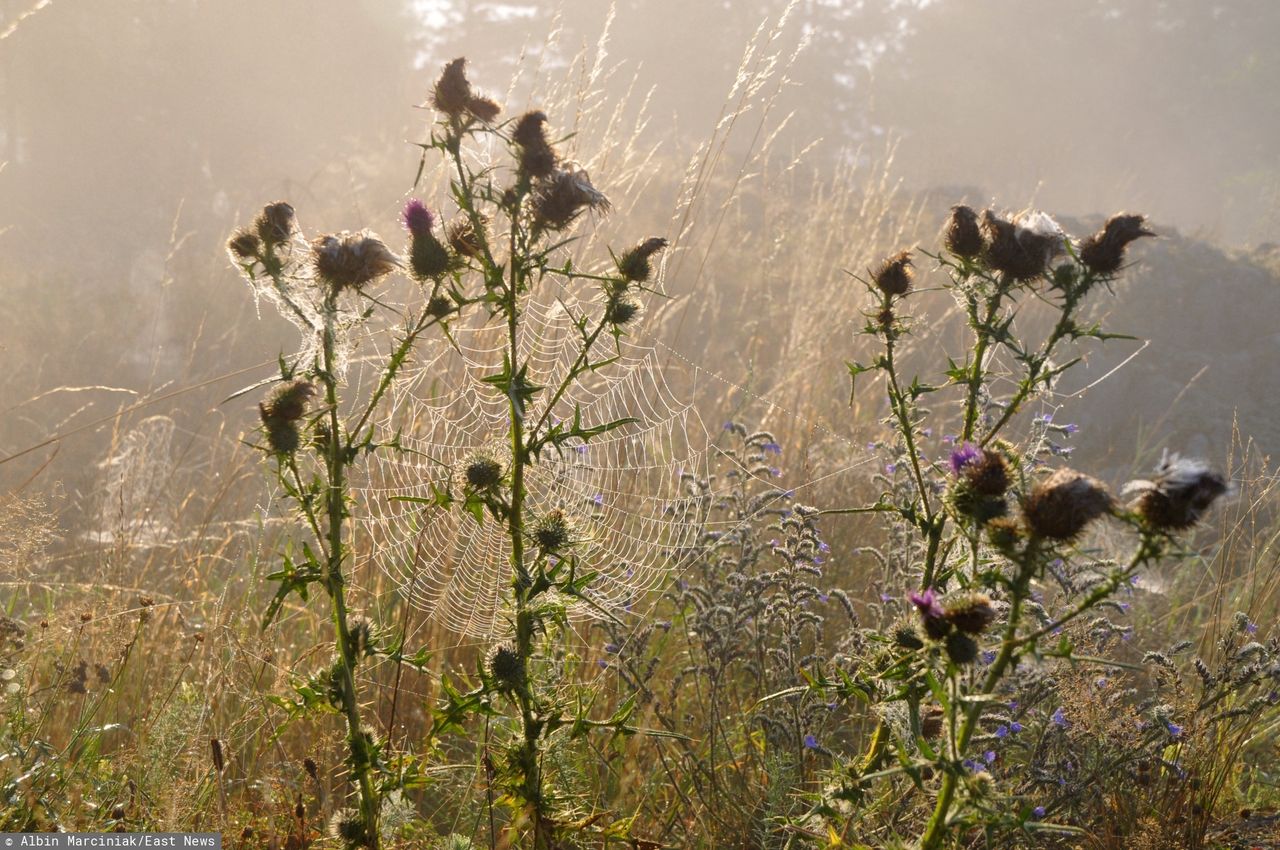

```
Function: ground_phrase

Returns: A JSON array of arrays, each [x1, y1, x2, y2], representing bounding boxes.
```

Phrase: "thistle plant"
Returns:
[[826, 208, 1234, 847], [409, 59, 666, 849]]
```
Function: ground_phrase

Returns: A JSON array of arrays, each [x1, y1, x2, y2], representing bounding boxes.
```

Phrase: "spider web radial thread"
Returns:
[[357, 292, 715, 639]]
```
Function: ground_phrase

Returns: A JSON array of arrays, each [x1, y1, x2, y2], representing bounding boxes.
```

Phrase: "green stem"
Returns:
[[320, 296, 380, 849]]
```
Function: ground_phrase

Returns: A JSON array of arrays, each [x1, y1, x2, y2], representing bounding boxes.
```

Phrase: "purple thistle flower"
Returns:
[[402, 198, 435, 238], [909, 588, 944, 619], [948, 441, 983, 474]]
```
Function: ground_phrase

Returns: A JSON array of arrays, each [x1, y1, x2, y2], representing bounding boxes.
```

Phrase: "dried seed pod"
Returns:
[[1022, 468, 1114, 541], [871, 250, 914, 297], [1079, 213, 1154, 275]]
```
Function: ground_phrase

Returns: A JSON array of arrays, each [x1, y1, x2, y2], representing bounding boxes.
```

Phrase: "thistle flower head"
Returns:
[[943, 591, 997, 635], [227, 229, 261, 261], [1022, 468, 1114, 541], [431, 58, 473, 116], [327, 809, 366, 846], [430, 57, 501, 122], [1079, 213, 1154, 275], [402, 199, 435, 239], [891, 618, 925, 650], [617, 237, 669, 283], [949, 442, 983, 475], [944, 204, 984, 258], [447, 214, 487, 259], [1122, 452, 1229, 531], [530, 166, 611, 232], [909, 587, 950, 640], [311, 231, 398, 291], [871, 250, 914, 297], [254, 201, 296, 249], [259, 380, 316, 425], [488, 643, 525, 691], [981, 209, 1064, 281], [604, 294, 642, 326], [347, 615, 375, 659], [513, 110, 558, 180], [532, 508, 577, 553], [945, 631, 979, 665], [456, 447, 508, 494]]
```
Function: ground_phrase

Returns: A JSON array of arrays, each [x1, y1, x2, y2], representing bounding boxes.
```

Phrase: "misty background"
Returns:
[[2, 0, 1279, 495]]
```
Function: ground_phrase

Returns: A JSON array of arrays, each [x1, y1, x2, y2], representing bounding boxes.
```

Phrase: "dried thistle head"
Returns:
[[311, 231, 398, 292], [871, 250, 914, 297], [943, 591, 997, 635], [532, 508, 578, 553], [1079, 213, 1154, 275], [944, 204, 984, 258], [456, 446, 509, 494], [226, 229, 261, 261], [617, 237, 669, 283], [429, 58, 501, 123], [604, 294, 642, 326], [347, 615, 375, 658], [254, 201, 296, 249], [1123, 453, 1229, 531], [1022, 468, 1114, 541], [945, 631, 979, 665], [259, 380, 316, 424], [981, 209, 1063, 281], [512, 110, 558, 180], [530, 166, 610, 232], [431, 58, 473, 117], [447, 214, 487, 259], [327, 809, 366, 846], [488, 643, 525, 691]]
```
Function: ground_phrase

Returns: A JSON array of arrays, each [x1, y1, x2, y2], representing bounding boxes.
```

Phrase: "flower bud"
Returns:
[[1022, 468, 1114, 541]]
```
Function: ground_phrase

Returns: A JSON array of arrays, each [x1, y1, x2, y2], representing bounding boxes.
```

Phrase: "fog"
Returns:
[[3, 0, 1279, 480]]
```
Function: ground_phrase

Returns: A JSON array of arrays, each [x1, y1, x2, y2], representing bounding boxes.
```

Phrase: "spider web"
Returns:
[[355, 291, 717, 639]]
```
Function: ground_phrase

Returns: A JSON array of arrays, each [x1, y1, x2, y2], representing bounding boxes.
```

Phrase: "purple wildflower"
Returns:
[[995, 725, 1009, 739], [1164, 720, 1182, 738], [1010, 721, 1023, 734], [1032, 806, 1046, 820], [763, 441, 782, 454], [909, 588, 944, 619], [948, 441, 982, 474], [402, 198, 435, 238], [803, 734, 819, 750], [1051, 707, 1068, 728]]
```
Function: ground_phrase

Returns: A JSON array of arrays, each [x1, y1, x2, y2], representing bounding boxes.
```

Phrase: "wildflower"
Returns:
[[803, 734, 820, 750], [430, 58, 500, 122], [1010, 721, 1023, 734], [532, 509, 576, 553], [948, 442, 982, 474], [311, 231, 398, 292], [488, 644, 525, 691], [1032, 806, 1046, 820], [603, 294, 642, 326], [909, 588, 950, 640], [328, 809, 365, 845], [447, 213, 487, 259], [347, 616, 375, 659], [1122, 452, 1229, 531], [458, 449, 507, 494], [426, 293, 457, 319], [616, 237, 668, 283], [871, 250, 914, 297], [402, 200, 450, 281], [227, 229, 261, 261], [943, 591, 997, 635], [255, 201, 296, 250], [1051, 706, 1068, 728], [995, 725, 1009, 739], [530, 166, 611, 232], [1022, 468, 1114, 541], [945, 631, 979, 665], [892, 619, 926, 650], [944, 204, 984, 259], [1078, 213, 1154, 275], [512, 110, 558, 179], [1164, 719, 1183, 738], [260, 380, 316, 424], [981, 209, 1064, 281]]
